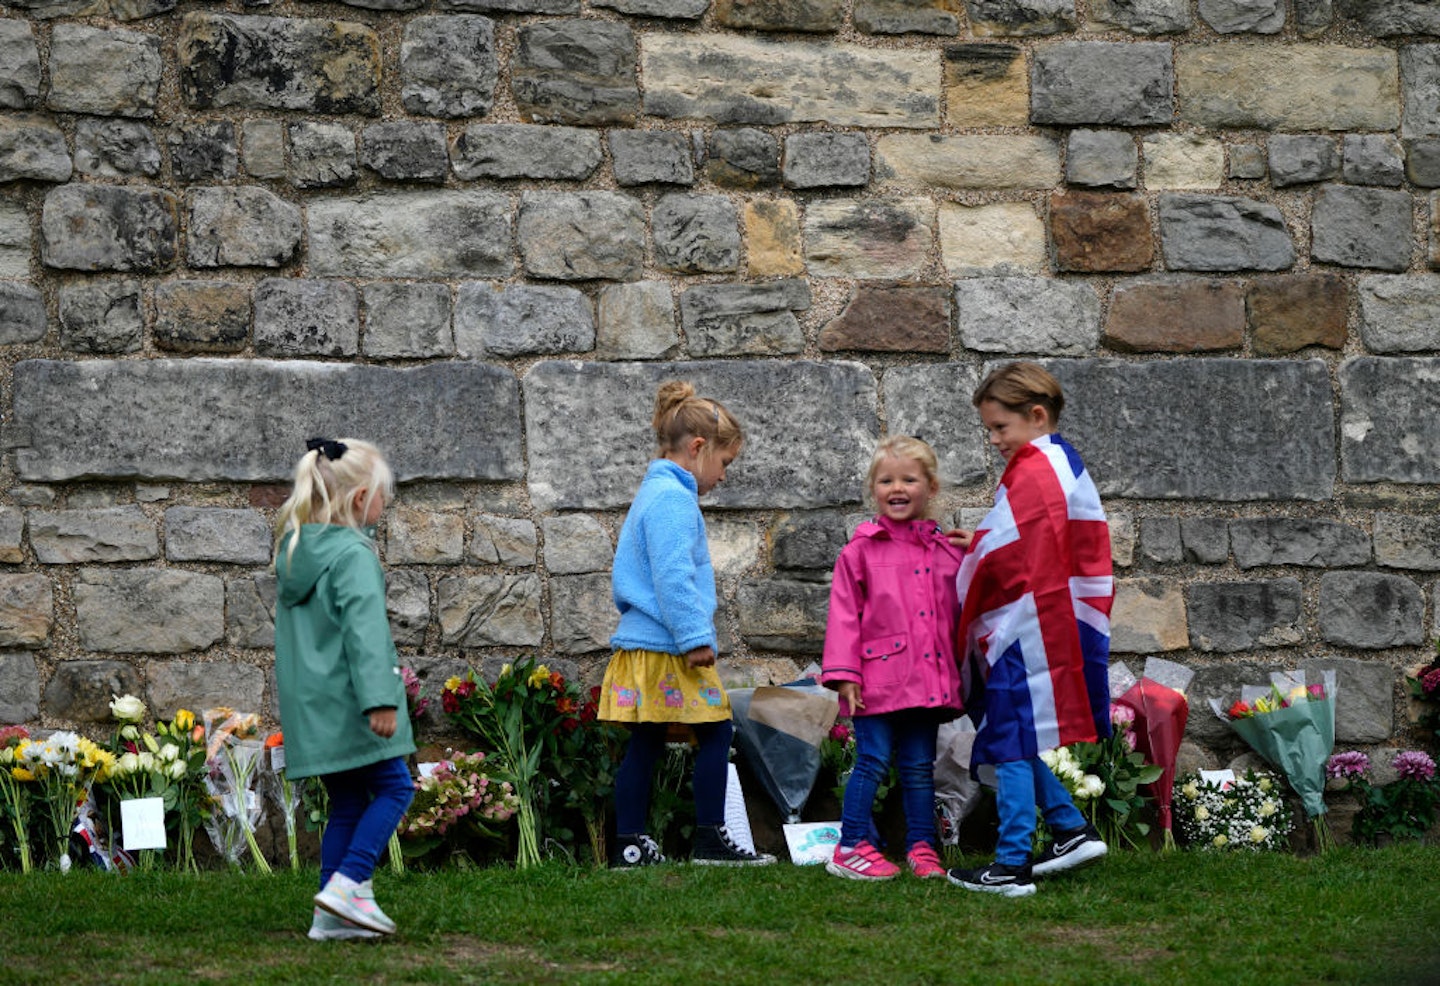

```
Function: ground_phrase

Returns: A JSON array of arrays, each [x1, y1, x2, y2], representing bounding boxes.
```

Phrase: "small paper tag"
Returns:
[[121, 797, 168, 851], [270, 745, 285, 772], [782, 821, 841, 865], [417, 761, 440, 778], [1199, 768, 1236, 791]]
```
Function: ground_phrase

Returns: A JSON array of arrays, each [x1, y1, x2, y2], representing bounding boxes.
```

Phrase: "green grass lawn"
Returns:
[[3, 846, 1438, 986]]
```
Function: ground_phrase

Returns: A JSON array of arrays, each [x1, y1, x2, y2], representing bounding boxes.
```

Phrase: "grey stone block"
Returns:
[[512, 20, 638, 126], [1402, 44, 1440, 139], [363, 283, 453, 359], [147, 661, 265, 719], [43, 660, 144, 723], [523, 359, 878, 511], [956, 277, 1101, 356], [1300, 655, 1393, 744], [1140, 516, 1182, 564], [74, 120, 160, 178], [226, 574, 276, 650], [360, 122, 448, 183], [241, 120, 286, 180], [609, 130, 695, 186], [0, 202, 23, 280], [386, 508, 464, 566], [1180, 518, 1229, 564], [882, 363, 989, 488], [770, 509, 850, 579], [596, 282, 678, 360], [1310, 185, 1412, 271], [154, 280, 250, 354], [386, 569, 430, 648], [1374, 512, 1440, 571], [0, 115, 72, 183], [783, 133, 870, 189], [542, 514, 613, 575], [452, 123, 602, 181], [169, 121, 237, 181], [1042, 358, 1335, 501], [1404, 138, 1440, 186], [165, 507, 270, 564], [178, 14, 380, 116], [254, 279, 358, 357], [400, 16, 497, 119], [518, 192, 644, 282], [856, 0, 961, 34], [1357, 275, 1440, 352], [0, 282, 46, 345], [1065, 129, 1137, 188], [1343, 134, 1405, 187], [58, 280, 142, 354], [309, 192, 512, 279], [287, 121, 355, 189], [0, 653, 39, 722], [591, 0, 706, 16], [187, 186, 301, 269], [1031, 42, 1173, 127], [707, 128, 781, 188], [1230, 518, 1371, 569], [1186, 578, 1303, 653], [1294, 0, 1332, 35], [0, 22, 39, 109], [679, 281, 809, 356], [48, 24, 161, 117], [41, 185, 179, 273], [470, 513, 537, 567], [653, 194, 740, 273], [1088, 0, 1189, 33], [1158, 194, 1295, 272], [440, 0, 577, 11], [550, 573, 616, 654], [1198, 0, 1284, 32], [1227, 144, 1267, 180], [1340, 357, 1440, 484], [74, 568, 224, 653], [0, 574, 51, 649], [1267, 135, 1339, 187], [455, 282, 594, 357], [737, 578, 829, 653], [1318, 571, 1424, 649], [11, 358, 524, 483], [0, 508, 23, 563], [31, 506, 158, 563], [437, 573, 544, 647]]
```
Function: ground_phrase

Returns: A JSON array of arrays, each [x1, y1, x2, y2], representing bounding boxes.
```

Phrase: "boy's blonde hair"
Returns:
[[973, 361, 1064, 426], [274, 438, 394, 567], [866, 435, 941, 514], [652, 380, 743, 456]]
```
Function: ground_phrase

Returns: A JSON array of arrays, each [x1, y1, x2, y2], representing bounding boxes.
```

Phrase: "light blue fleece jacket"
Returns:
[[610, 458, 717, 655]]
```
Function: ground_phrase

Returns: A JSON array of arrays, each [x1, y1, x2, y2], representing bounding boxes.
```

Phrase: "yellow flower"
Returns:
[[1250, 826, 1269, 843], [1212, 834, 1228, 847], [1181, 781, 1199, 799], [12, 767, 34, 782], [1259, 800, 1277, 818], [1287, 685, 1307, 704], [1194, 806, 1210, 821], [528, 665, 551, 689], [174, 709, 195, 732], [444, 676, 462, 693], [1258, 777, 1272, 792]]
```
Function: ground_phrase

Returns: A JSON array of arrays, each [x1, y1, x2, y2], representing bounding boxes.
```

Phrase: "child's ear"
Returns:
[[1028, 404, 1052, 430]]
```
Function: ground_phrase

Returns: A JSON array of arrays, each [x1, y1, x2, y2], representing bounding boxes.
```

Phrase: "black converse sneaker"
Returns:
[[690, 824, 777, 866], [1031, 822, 1108, 877], [946, 860, 1036, 898], [611, 833, 667, 870]]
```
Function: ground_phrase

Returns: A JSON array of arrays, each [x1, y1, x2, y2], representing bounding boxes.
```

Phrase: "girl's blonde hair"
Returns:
[[866, 435, 941, 514], [652, 380, 743, 456], [274, 438, 394, 567]]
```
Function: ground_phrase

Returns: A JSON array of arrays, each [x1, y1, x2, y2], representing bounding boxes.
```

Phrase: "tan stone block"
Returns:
[[0, 574, 51, 648], [745, 199, 804, 277], [386, 507, 464, 565], [938, 201, 1045, 276], [1049, 190, 1152, 273], [1111, 577, 1188, 654], [1247, 273, 1348, 354], [803, 197, 935, 278], [1105, 276, 1245, 352], [1109, 512, 1135, 568], [1178, 44, 1399, 131], [1143, 133, 1225, 190], [877, 134, 1061, 190], [818, 284, 951, 352], [943, 43, 1028, 128]]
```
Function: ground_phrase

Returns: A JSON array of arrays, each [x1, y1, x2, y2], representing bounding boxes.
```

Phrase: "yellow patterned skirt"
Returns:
[[598, 648, 732, 724]]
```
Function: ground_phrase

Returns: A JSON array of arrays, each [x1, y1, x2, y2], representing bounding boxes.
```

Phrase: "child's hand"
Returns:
[[944, 527, 973, 549], [685, 646, 716, 669], [368, 708, 398, 738], [838, 681, 864, 712]]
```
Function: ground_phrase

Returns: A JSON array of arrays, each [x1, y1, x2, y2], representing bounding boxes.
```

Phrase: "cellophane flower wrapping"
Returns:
[[1112, 658, 1193, 848], [264, 735, 303, 872], [202, 708, 269, 872], [1211, 670, 1337, 844]]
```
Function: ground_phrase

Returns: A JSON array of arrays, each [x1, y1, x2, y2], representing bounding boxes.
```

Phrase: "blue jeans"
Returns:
[[993, 757, 1087, 867], [319, 756, 414, 888], [841, 711, 939, 852], [614, 720, 734, 835]]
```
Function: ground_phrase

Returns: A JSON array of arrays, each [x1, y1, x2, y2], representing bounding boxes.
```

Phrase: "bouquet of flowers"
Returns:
[[263, 732, 303, 872], [1175, 769, 1293, 851], [397, 750, 519, 865], [1405, 647, 1440, 747], [0, 725, 35, 872], [550, 685, 628, 865], [13, 730, 114, 870], [1212, 669, 1337, 850], [1112, 657, 1193, 850], [1042, 704, 1162, 850], [1327, 749, 1440, 845], [202, 707, 270, 873]]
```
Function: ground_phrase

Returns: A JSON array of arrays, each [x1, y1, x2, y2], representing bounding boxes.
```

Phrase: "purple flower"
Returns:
[[1393, 750, 1436, 782], [1326, 750, 1370, 780], [1423, 668, 1440, 697]]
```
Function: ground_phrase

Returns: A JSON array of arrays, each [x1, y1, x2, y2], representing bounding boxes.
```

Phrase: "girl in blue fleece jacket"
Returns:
[[600, 381, 772, 868]]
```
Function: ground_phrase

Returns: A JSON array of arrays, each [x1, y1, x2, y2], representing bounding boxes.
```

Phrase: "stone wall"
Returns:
[[2, 0, 1439, 770]]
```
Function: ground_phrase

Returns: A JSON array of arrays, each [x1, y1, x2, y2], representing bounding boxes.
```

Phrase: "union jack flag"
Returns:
[[955, 433, 1113, 766]]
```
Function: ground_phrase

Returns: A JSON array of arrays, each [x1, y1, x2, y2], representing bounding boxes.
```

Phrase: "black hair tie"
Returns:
[[306, 437, 347, 461]]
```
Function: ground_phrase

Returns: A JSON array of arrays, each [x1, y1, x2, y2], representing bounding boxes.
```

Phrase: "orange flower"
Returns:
[[265, 731, 284, 748]]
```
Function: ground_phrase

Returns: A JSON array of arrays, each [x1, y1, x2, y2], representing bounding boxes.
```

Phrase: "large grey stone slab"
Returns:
[[512, 20, 638, 126], [1340, 357, 1440, 484], [400, 15, 497, 119], [1186, 578, 1303, 652], [524, 359, 878, 511], [41, 185, 179, 273], [451, 124, 602, 180], [0, 114, 72, 183], [178, 13, 381, 115], [30, 507, 158, 563], [1230, 518, 1371, 569], [642, 34, 939, 128], [0, 575, 52, 649], [1030, 42, 1173, 127], [0, 653, 39, 722], [43, 660, 144, 723], [1299, 655, 1391, 744], [769, 509, 852, 579], [679, 281, 809, 356], [147, 661, 265, 719], [1357, 275, 1440, 352], [883, 363, 988, 487], [1158, 194, 1295, 272], [1318, 571, 1424, 649], [74, 568, 224, 653], [518, 192, 644, 282], [437, 573, 544, 647], [187, 186, 301, 269], [956, 277, 1101, 355], [1039, 358, 1335, 500], [11, 359, 523, 483], [454, 282, 594, 357], [165, 507, 271, 564], [48, 25, 161, 118], [307, 191, 512, 279], [1310, 186, 1413, 271]]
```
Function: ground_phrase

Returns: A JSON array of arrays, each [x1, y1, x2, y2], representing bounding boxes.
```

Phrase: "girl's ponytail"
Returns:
[[273, 438, 394, 569]]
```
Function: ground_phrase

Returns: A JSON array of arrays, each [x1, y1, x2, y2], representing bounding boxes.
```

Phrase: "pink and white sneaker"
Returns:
[[313, 874, 396, 935], [826, 840, 900, 881], [907, 842, 946, 879]]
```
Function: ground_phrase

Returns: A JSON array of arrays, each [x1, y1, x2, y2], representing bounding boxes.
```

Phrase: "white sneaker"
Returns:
[[313, 874, 396, 935], [307, 907, 382, 941]]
